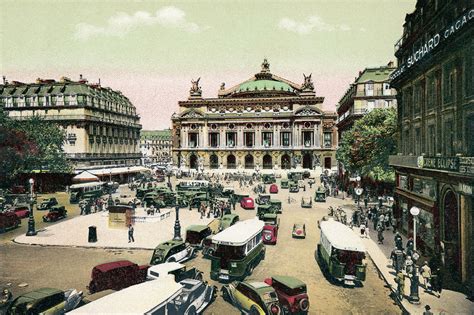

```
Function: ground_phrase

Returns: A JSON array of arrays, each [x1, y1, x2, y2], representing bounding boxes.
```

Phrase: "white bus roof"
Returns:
[[320, 219, 366, 252], [212, 218, 264, 246], [147, 262, 185, 277], [68, 276, 181, 314], [70, 182, 105, 189]]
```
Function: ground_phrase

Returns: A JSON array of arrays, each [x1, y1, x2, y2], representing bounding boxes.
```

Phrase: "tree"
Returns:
[[0, 108, 71, 188], [336, 108, 397, 183]]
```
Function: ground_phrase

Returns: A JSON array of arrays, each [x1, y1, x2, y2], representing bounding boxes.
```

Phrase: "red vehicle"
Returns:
[[264, 276, 310, 314], [42, 206, 67, 222], [0, 211, 21, 233], [87, 260, 149, 294], [12, 206, 30, 219], [269, 184, 279, 194], [240, 197, 255, 210], [262, 213, 279, 245]]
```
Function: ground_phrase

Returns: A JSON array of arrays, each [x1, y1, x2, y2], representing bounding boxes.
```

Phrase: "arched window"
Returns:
[[263, 154, 273, 169], [189, 154, 198, 170], [245, 154, 254, 169], [281, 154, 291, 169], [210, 155, 219, 169], [227, 155, 236, 169]]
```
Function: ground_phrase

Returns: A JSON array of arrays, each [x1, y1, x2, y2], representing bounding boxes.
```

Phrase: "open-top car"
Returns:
[[280, 179, 289, 189], [264, 276, 309, 314], [221, 281, 282, 315], [262, 213, 279, 245], [12, 205, 30, 219], [6, 287, 83, 315], [269, 184, 279, 194], [262, 174, 277, 184], [37, 197, 58, 210], [301, 197, 313, 208], [147, 262, 203, 282], [257, 204, 277, 220], [240, 197, 255, 210], [269, 199, 282, 214], [42, 205, 67, 222], [185, 225, 212, 248], [292, 223, 306, 239], [256, 194, 271, 205], [314, 186, 327, 202], [219, 213, 240, 231], [150, 240, 196, 265], [87, 260, 149, 294], [0, 211, 20, 233], [289, 183, 299, 193]]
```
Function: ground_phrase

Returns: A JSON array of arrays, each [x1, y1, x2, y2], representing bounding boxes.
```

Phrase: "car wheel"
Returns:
[[195, 272, 203, 281], [221, 286, 231, 303], [185, 306, 197, 315], [249, 305, 260, 315]]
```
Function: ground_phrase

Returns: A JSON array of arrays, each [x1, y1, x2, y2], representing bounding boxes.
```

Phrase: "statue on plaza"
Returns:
[[190, 77, 202, 96], [302, 73, 314, 91]]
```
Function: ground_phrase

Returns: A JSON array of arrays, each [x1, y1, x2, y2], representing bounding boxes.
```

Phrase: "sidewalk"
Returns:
[[343, 206, 474, 314]]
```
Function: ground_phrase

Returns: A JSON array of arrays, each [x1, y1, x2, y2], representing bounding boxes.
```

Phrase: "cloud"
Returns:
[[278, 15, 351, 35], [74, 6, 206, 40]]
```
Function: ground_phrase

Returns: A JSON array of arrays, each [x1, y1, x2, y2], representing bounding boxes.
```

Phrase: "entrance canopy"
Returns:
[[72, 171, 100, 183]]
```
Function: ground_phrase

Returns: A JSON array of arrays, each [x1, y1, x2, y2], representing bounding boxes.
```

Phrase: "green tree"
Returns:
[[336, 108, 397, 183], [0, 109, 71, 187]]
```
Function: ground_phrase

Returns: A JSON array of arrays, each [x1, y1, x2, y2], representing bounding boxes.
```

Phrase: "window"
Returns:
[[427, 75, 436, 110], [413, 177, 436, 199], [367, 100, 375, 112], [280, 132, 291, 147], [403, 87, 412, 118], [244, 132, 254, 147], [398, 175, 408, 190], [443, 62, 455, 104], [427, 124, 436, 155], [64, 95, 70, 106], [466, 47, 474, 97], [414, 82, 423, 116], [77, 95, 85, 105], [384, 100, 391, 108], [415, 127, 421, 155], [365, 82, 374, 96], [209, 133, 219, 148], [444, 120, 454, 155], [404, 129, 410, 154], [324, 132, 332, 148], [262, 132, 273, 147], [302, 131, 313, 147], [188, 133, 198, 148], [467, 115, 474, 156]]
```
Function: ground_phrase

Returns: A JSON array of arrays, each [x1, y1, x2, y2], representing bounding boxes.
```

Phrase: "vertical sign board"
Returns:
[[108, 205, 135, 229]]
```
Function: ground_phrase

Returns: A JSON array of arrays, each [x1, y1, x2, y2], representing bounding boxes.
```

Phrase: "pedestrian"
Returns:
[[364, 226, 370, 238], [394, 232, 403, 250], [423, 305, 433, 315], [405, 256, 414, 274], [378, 213, 385, 231], [309, 182, 313, 189], [377, 223, 384, 244], [396, 271, 405, 301], [406, 238, 414, 257], [199, 204, 204, 219], [364, 195, 368, 209], [420, 261, 432, 291], [431, 267, 443, 297], [128, 224, 135, 243]]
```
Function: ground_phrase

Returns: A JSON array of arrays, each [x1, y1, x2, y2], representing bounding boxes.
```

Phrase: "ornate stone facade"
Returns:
[[172, 60, 337, 171], [0, 76, 142, 170], [140, 129, 172, 165]]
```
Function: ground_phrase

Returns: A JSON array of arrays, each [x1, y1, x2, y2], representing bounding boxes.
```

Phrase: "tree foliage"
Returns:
[[336, 108, 397, 183], [0, 108, 71, 187]]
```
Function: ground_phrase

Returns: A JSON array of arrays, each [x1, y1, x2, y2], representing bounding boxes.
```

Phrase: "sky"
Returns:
[[0, 0, 416, 130]]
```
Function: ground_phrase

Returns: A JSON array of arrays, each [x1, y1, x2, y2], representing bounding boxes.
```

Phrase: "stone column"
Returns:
[[220, 127, 225, 148], [315, 122, 321, 148]]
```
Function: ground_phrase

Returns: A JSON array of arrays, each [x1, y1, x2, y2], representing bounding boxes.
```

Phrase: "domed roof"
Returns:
[[237, 80, 295, 93]]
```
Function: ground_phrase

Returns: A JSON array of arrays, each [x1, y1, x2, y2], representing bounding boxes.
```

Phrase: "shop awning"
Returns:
[[72, 171, 100, 183]]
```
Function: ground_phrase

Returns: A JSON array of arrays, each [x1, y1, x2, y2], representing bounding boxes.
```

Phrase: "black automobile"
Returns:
[[37, 197, 58, 210]]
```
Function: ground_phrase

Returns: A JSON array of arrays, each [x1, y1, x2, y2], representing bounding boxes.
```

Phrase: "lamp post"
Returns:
[[410, 206, 420, 252], [409, 206, 420, 304], [355, 176, 362, 207], [173, 194, 182, 241], [26, 178, 37, 236]]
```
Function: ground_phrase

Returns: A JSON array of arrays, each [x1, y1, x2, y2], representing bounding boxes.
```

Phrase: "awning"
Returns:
[[87, 166, 150, 176], [72, 171, 100, 183]]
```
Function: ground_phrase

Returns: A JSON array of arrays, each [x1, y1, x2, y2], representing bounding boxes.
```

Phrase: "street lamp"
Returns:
[[26, 178, 37, 236], [408, 206, 421, 304], [355, 176, 362, 207], [173, 194, 182, 241], [410, 206, 420, 252]]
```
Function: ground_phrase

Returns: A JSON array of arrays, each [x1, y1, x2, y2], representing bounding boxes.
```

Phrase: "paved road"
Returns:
[[0, 179, 400, 314]]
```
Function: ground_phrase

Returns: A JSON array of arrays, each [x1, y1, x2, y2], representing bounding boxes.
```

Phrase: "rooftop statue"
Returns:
[[261, 58, 270, 73], [190, 77, 202, 96], [302, 73, 314, 91], [220, 82, 225, 90]]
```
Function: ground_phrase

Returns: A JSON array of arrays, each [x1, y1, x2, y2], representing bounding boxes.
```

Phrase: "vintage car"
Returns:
[[221, 281, 282, 315], [240, 197, 255, 210], [269, 199, 282, 214], [256, 194, 271, 205], [264, 276, 310, 314], [185, 225, 212, 248], [6, 287, 83, 314], [262, 174, 277, 184], [42, 205, 67, 222], [257, 204, 277, 219], [288, 171, 303, 182], [289, 182, 299, 193], [292, 223, 306, 239], [301, 197, 313, 208], [262, 213, 279, 245], [150, 240, 196, 265], [37, 197, 58, 210], [314, 186, 327, 202], [12, 205, 30, 218], [0, 211, 20, 233], [201, 235, 216, 258], [269, 184, 279, 194], [280, 179, 289, 189], [222, 187, 235, 198], [70, 276, 216, 315], [147, 262, 203, 282], [87, 260, 149, 294], [219, 213, 240, 231]]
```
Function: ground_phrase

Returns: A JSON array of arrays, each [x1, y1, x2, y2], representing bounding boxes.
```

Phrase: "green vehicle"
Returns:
[[176, 180, 209, 192], [150, 240, 196, 265], [314, 186, 327, 202], [317, 219, 367, 286], [210, 219, 266, 282], [185, 225, 212, 248], [262, 174, 276, 184], [136, 187, 155, 199], [69, 182, 104, 203], [255, 194, 271, 205], [219, 214, 240, 231], [269, 199, 282, 213], [257, 204, 277, 219], [289, 182, 299, 193], [143, 193, 165, 208], [288, 172, 303, 182], [280, 179, 289, 189]]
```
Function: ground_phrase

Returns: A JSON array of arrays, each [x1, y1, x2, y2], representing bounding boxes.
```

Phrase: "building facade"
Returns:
[[336, 62, 397, 141], [172, 60, 337, 171], [389, 0, 473, 290], [0, 76, 142, 170], [140, 129, 172, 165]]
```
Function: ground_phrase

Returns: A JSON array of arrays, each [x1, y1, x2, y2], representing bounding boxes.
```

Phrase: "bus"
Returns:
[[316, 219, 367, 286], [69, 182, 105, 203], [176, 180, 209, 191], [210, 218, 265, 282]]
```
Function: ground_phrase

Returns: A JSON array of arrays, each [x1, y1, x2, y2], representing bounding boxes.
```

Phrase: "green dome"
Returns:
[[238, 80, 294, 93]]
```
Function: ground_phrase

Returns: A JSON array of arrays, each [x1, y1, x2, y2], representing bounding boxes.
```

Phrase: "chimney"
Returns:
[[2, 76, 5, 85], [98, 78, 101, 85], [387, 60, 394, 68], [79, 74, 83, 80]]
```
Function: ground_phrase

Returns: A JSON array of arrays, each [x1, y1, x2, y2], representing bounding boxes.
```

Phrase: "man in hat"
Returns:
[[423, 305, 433, 315], [420, 261, 432, 291]]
